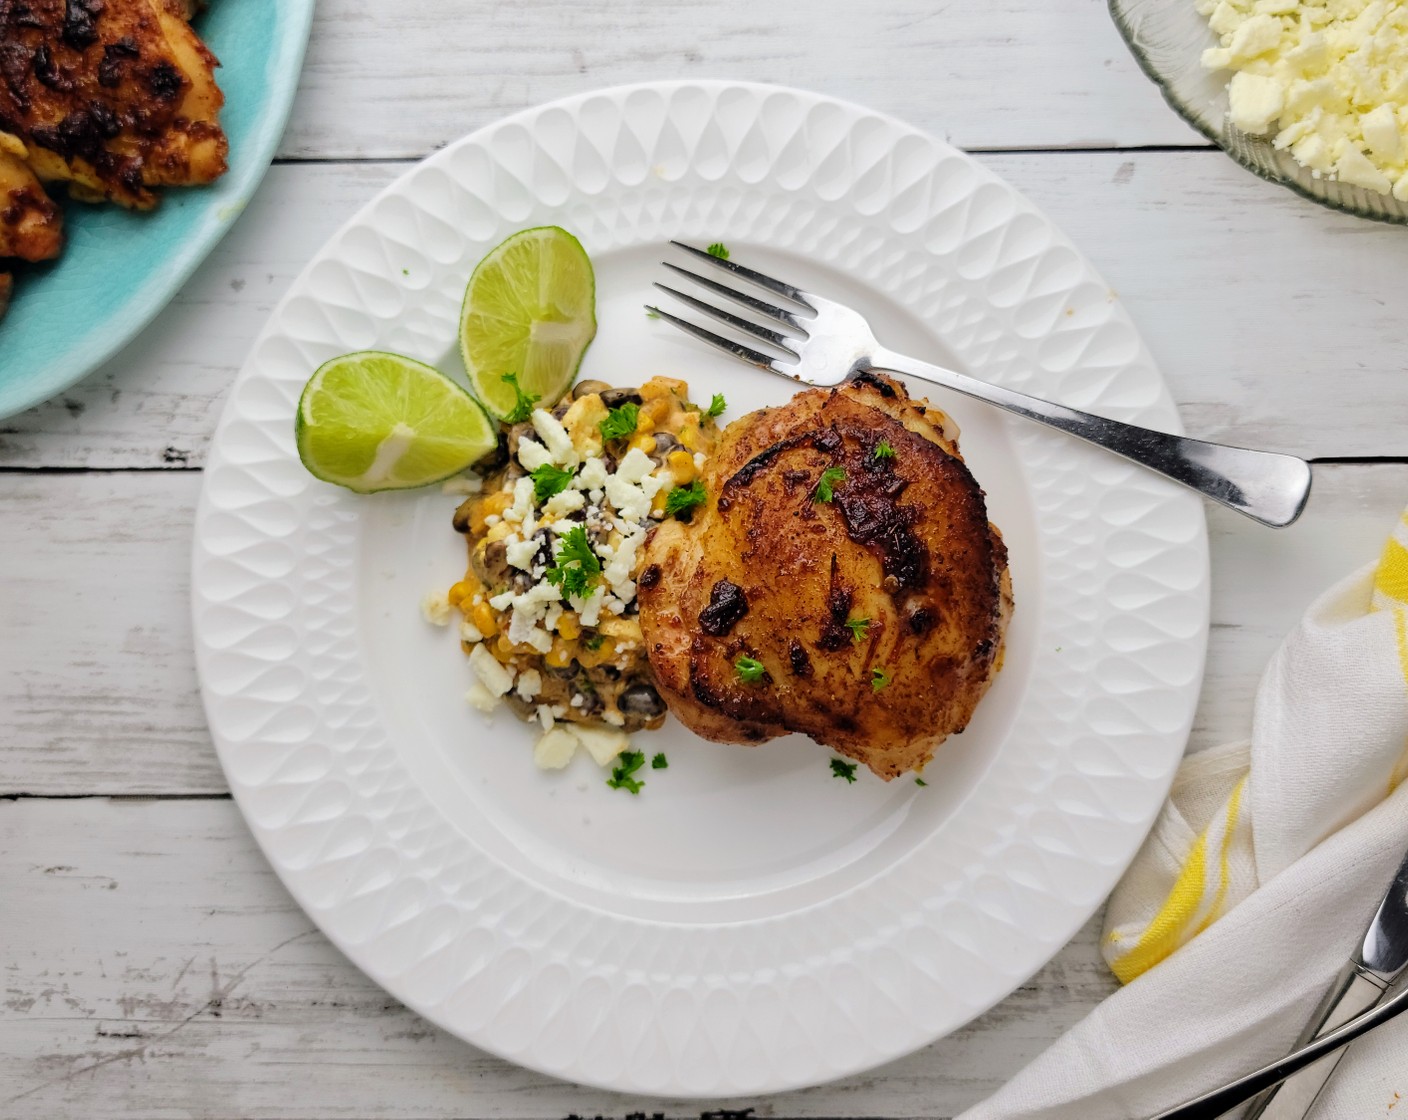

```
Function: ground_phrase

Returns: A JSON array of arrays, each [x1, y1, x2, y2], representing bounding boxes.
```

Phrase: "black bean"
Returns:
[[574, 379, 611, 399], [600, 388, 642, 409], [546, 658, 580, 679], [618, 682, 665, 718]]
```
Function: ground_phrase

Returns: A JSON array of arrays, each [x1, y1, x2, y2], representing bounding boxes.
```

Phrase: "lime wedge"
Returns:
[[295, 351, 496, 493], [459, 226, 596, 419]]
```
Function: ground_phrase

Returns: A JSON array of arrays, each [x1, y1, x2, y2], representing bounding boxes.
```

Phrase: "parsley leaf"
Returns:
[[598, 401, 640, 442], [705, 393, 726, 418], [735, 656, 765, 684], [915, 777, 928, 787], [545, 526, 601, 599], [646, 308, 661, 319], [664, 480, 707, 520], [529, 463, 574, 504], [707, 242, 730, 260], [814, 467, 846, 503], [607, 750, 647, 794], [501, 373, 541, 424], [874, 440, 896, 461], [583, 633, 605, 651], [844, 617, 871, 644], [830, 758, 858, 784], [651, 752, 669, 770], [871, 666, 892, 691]]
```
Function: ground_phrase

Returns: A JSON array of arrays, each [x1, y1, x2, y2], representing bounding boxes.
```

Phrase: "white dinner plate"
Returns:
[[192, 81, 1209, 1097]]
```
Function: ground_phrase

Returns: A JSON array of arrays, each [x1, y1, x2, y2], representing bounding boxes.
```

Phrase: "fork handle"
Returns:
[[868, 349, 1311, 528]]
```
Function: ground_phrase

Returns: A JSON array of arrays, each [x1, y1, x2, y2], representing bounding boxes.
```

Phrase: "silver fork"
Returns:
[[647, 242, 1312, 529]]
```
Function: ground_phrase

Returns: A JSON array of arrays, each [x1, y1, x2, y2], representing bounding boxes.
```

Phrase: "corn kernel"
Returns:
[[472, 602, 499, 637], [666, 450, 696, 484], [627, 432, 657, 457], [494, 635, 516, 659], [556, 614, 582, 640], [640, 376, 688, 401], [642, 397, 672, 426], [545, 640, 573, 669], [447, 581, 471, 607]]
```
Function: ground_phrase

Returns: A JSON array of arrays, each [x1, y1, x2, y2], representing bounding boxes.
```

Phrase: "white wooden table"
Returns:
[[3, 2, 1406, 1116]]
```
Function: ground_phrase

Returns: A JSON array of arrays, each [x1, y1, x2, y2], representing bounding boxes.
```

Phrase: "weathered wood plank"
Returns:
[[279, 0, 1202, 162], [2, 463, 1404, 796], [4, 152, 1404, 469], [0, 796, 1113, 1119]]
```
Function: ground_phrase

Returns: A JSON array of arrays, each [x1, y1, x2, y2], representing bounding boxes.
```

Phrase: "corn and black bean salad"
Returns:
[[430, 376, 722, 771]]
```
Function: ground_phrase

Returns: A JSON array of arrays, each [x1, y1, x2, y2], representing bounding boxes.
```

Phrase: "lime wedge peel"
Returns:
[[296, 351, 496, 494], [460, 226, 597, 419]]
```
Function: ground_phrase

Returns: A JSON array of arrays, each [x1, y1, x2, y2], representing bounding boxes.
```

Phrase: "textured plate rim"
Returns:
[[0, 0, 316, 420], [192, 79, 1211, 1097]]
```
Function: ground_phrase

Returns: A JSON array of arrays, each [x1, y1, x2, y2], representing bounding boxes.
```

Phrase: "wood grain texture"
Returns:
[[278, 0, 1203, 161], [3, 152, 1407, 469], [0, 797, 1112, 1120], [3, 464, 1405, 796]]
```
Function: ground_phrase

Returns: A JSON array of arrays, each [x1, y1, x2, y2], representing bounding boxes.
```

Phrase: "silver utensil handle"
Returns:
[[868, 350, 1312, 529], [1149, 978, 1408, 1120], [1243, 964, 1390, 1120]]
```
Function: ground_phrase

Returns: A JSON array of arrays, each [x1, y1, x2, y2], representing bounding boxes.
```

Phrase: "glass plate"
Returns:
[[1109, 0, 1408, 225]]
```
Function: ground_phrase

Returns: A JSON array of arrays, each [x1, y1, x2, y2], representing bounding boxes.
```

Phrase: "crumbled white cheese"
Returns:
[[484, 514, 501, 527], [421, 591, 454, 625], [536, 705, 555, 730], [515, 668, 542, 701], [693, 452, 706, 470], [533, 727, 578, 769], [489, 589, 514, 611], [466, 682, 500, 713], [615, 447, 656, 484], [572, 724, 630, 767], [515, 438, 553, 472], [601, 709, 626, 727], [605, 474, 650, 522], [1199, 0, 1408, 196], [531, 409, 578, 467], [469, 643, 515, 697], [575, 456, 609, 491], [574, 590, 604, 628], [459, 618, 484, 643], [508, 476, 535, 523], [543, 488, 586, 519], [506, 536, 540, 571]]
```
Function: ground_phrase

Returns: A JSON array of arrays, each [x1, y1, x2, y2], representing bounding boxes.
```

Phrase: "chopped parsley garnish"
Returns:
[[501, 373, 540, 424], [707, 242, 730, 260], [844, 617, 871, 644], [664, 480, 708, 520], [646, 308, 661, 319], [545, 526, 601, 599], [529, 462, 574, 504], [871, 666, 892, 691], [583, 634, 605, 651], [915, 777, 928, 787], [813, 467, 846, 503], [830, 758, 858, 783], [874, 440, 896, 461], [651, 752, 669, 770], [598, 401, 640, 442], [705, 393, 727, 418], [735, 656, 766, 684], [607, 750, 646, 794]]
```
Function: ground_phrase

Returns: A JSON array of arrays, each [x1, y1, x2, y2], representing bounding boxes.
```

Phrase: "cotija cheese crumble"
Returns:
[[1199, 0, 1408, 197], [423, 376, 722, 773]]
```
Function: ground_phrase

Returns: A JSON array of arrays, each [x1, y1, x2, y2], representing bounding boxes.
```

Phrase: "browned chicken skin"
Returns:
[[0, 0, 225, 319], [0, 0, 227, 209], [0, 147, 62, 259], [639, 373, 1011, 780]]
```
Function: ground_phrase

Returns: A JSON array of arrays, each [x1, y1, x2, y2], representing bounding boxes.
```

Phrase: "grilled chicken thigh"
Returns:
[[639, 373, 1011, 780], [0, 0, 227, 210], [0, 147, 63, 261]]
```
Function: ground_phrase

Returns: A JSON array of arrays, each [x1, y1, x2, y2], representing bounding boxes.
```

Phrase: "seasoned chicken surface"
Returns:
[[639, 373, 1011, 780], [0, 0, 227, 210], [0, 147, 62, 260], [0, 270, 12, 316]]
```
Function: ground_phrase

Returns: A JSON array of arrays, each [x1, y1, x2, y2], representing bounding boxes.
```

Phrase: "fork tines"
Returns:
[[647, 241, 812, 374]]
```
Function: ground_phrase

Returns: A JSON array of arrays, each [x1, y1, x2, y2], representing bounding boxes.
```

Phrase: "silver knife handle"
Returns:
[[1244, 963, 1390, 1120]]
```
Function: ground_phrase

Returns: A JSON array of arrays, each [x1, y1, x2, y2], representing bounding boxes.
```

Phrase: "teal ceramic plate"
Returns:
[[0, 0, 315, 419]]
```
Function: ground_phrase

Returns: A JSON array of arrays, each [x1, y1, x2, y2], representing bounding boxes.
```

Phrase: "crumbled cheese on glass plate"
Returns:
[[1198, 0, 1408, 198]]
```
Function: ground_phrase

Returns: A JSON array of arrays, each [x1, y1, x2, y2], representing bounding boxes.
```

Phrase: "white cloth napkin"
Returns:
[[960, 509, 1408, 1120]]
